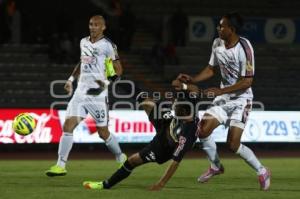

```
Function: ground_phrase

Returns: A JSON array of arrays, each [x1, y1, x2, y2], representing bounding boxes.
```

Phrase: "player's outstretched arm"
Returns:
[[177, 65, 215, 84], [149, 160, 179, 191], [192, 65, 215, 83], [150, 129, 197, 191], [172, 79, 202, 94]]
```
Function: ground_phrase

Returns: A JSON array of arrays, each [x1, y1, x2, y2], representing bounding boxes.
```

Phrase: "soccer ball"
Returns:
[[12, 113, 36, 136]]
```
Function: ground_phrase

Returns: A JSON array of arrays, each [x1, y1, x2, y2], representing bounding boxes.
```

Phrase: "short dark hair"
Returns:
[[174, 101, 192, 117], [223, 12, 244, 33], [174, 94, 197, 117]]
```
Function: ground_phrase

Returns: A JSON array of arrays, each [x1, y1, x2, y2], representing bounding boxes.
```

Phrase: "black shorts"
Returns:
[[139, 136, 174, 164]]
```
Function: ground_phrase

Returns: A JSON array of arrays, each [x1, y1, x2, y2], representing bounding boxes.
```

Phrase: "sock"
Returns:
[[103, 160, 134, 189], [57, 132, 73, 168], [236, 144, 264, 174], [200, 136, 221, 170], [105, 133, 122, 161]]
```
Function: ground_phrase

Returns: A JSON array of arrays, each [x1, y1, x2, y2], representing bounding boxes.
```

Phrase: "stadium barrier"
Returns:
[[1, 109, 300, 143]]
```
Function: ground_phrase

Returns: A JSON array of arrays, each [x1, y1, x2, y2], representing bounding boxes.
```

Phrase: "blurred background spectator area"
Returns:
[[0, 0, 299, 110]]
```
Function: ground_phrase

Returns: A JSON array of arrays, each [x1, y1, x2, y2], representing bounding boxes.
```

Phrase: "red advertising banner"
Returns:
[[0, 109, 63, 144]]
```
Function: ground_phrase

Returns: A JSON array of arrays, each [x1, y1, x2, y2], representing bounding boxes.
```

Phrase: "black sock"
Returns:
[[103, 160, 134, 189]]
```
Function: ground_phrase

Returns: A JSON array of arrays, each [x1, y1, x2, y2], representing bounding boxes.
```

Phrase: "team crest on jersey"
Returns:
[[246, 61, 253, 72], [245, 61, 254, 76]]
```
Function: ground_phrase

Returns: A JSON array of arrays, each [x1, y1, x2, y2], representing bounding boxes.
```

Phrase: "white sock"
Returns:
[[105, 133, 122, 162], [57, 132, 73, 168], [200, 136, 221, 170], [236, 144, 264, 174]]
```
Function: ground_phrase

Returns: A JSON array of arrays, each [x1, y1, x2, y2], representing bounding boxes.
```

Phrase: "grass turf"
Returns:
[[0, 158, 299, 199]]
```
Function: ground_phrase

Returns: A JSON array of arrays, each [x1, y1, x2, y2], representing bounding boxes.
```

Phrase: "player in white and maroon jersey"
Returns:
[[46, 15, 126, 177], [174, 12, 270, 190]]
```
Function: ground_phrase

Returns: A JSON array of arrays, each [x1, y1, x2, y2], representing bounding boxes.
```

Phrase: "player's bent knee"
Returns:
[[63, 123, 73, 132], [128, 153, 143, 168], [227, 141, 240, 153], [198, 132, 208, 139], [63, 117, 80, 132], [197, 120, 214, 139], [97, 126, 110, 140]]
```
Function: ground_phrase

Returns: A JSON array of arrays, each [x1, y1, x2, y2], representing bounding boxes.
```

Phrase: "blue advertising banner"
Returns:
[[264, 18, 296, 43], [189, 17, 300, 43], [240, 18, 266, 43]]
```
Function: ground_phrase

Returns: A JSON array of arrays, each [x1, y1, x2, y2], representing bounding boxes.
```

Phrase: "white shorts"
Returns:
[[205, 96, 252, 129], [66, 91, 109, 127]]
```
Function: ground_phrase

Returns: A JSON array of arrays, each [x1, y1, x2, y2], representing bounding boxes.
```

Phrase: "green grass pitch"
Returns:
[[1, 158, 299, 199]]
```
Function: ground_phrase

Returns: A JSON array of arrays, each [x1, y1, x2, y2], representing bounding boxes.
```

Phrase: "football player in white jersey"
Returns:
[[46, 15, 126, 177], [173, 12, 270, 190]]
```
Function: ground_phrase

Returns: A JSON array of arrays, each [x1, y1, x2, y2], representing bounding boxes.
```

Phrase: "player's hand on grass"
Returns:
[[64, 80, 73, 95], [148, 183, 164, 191], [177, 73, 193, 83]]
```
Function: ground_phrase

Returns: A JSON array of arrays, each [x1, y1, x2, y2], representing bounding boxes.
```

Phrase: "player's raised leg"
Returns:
[[228, 122, 271, 191], [46, 116, 82, 177]]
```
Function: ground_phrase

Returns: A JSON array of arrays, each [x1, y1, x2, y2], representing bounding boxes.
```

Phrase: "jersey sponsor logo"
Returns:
[[173, 136, 186, 157], [81, 55, 96, 65], [92, 48, 100, 56]]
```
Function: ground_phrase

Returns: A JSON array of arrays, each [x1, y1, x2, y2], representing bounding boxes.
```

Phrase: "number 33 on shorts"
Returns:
[[95, 110, 105, 120]]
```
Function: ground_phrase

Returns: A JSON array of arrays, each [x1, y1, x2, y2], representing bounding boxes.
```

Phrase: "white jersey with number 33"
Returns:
[[209, 37, 254, 99]]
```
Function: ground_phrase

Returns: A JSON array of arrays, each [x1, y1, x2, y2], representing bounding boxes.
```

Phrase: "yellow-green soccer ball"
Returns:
[[12, 113, 36, 136]]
